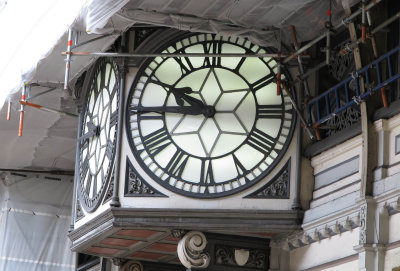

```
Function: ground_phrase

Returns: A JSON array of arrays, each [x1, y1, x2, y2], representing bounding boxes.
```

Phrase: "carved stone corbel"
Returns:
[[171, 229, 187, 239], [177, 231, 210, 269], [120, 260, 143, 271], [112, 258, 127, 267]]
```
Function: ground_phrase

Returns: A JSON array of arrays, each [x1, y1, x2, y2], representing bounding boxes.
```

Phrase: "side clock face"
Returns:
[[127, 33, 295, 198], [78, 59, 119, 212]]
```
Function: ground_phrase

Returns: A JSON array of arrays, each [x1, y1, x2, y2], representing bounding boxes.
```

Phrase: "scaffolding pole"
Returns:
[[18, 85, 26, 137], [282, 0, 383, 64], [19, 101, 78, 118], [62, 51, 302, 59], [64, 29, 73, 90]]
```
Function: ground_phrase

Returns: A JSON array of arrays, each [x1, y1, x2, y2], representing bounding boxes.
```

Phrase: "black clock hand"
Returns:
[[148, 79, 202, 107], [79, 130, 96, 142], [79, 121, 99, 141], [133, 105, 204, 115], [170, 87, 205, 109]]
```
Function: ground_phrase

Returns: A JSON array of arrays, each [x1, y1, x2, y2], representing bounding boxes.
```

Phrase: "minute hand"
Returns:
[[133, 105, 204, 115]]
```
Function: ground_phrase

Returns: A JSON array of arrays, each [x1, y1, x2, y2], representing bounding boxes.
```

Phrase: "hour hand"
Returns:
[[79, 121, 99, 141], [79, 130, 96, 142], [170, 87, 205, 108], [148, 79, 199, 107]]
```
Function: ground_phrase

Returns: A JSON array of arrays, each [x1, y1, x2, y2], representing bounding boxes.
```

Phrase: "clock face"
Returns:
[[78, 59, 119, 212], [126, 33, 295, 198]]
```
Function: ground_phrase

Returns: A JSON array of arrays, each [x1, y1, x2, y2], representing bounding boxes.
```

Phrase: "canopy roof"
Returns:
[[0, 0, 357, 171]]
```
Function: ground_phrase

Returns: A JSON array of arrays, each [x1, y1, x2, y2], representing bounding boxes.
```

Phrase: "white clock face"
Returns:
[[126, 33, 295, 198], [78, 59, 119, 211]]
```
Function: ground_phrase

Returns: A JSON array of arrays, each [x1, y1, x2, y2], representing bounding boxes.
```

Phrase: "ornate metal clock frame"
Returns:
[[77, 58, 120, 212], [126, 32, 296, 198]]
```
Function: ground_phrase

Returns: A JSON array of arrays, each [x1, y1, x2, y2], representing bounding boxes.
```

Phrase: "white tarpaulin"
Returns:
[[0, 0, 359, 110], [0, 173, 75, 271], [0, 0, 128, 109]]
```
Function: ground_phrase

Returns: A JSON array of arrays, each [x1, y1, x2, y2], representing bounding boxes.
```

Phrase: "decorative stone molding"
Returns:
[[392, 197, 400, 212], [171, 229, 187, 239], [282, 214, 361, 250], [120, 260, 143, 271], [359, 205, 367, 244], [112, 258, 127, 266], [75, 199, 84, 222], [215, 245, 266, 269], [177, 231, 210, 269], [244, 159, 290, 199]]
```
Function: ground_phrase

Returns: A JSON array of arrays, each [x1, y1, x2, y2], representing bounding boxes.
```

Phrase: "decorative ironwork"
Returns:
[[325, 103, 360, 137], [328, 41, 355, 81], [244, 159, 290, 199], [103, 173, 114, 204], [76, 198, 84, 222], [215, 245, 266, 269], [125, 159, 167, 197], [134, 28, 157, 50]]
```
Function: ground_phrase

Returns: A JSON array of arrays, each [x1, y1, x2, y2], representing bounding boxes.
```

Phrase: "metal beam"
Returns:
[[62, 51, 304, 58]]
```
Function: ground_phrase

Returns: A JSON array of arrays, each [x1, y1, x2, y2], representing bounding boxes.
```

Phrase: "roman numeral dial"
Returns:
[[127, 33, 295, 198], [78, 59, 119, 213]]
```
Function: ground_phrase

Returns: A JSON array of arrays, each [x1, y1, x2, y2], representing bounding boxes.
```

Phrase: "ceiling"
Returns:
[[0, 0, 358, 173]]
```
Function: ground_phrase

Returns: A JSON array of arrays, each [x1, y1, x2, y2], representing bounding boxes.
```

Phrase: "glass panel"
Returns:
[[141, 83, 167, 106], [236, 92, 256, 132], [96, 174, 102, 194], [105, 63, 112, 86], [98, 144, 106, 166], [256, 119, 281, 138], [212, 155, 237, 183], [89, 139, 97, 174], [215, 91, 247, 111], [88, 88, 95, 113], [109, 125, 115, 141], [154, 144, 176, 168], [176, 69, 209, 92], [255, 83, 281, 105], [181, 157, 201, 183], [234, 144, 264, 170], [214, 68, 248, 90], [184, 44, 204, 68], [96, 72, 101, 93], [214, 113, 246, 133], [165, 114, 185, 133], [211, 134, 246, 157], [199, 118, 219, 156], [111, 91, 117, 112], [171, 114, 204, 134], [239, 58, 270, 84], [155, 58, 182, 85], [103, 158, 110, 177], [139, 120, 163, 137], [172, 134, 205, 157], [199, 69, 221, 106]]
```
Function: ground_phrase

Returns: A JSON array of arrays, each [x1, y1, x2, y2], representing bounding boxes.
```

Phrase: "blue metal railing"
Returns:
[[306, 46, 400, 128]]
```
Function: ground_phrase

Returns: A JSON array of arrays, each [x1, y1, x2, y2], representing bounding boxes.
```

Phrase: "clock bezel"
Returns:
[[125, 32, 297, 199], [77, 58, 120, 212]]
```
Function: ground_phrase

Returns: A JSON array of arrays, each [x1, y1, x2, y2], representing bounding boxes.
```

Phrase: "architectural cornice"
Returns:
[[68, 207, 303, 251]]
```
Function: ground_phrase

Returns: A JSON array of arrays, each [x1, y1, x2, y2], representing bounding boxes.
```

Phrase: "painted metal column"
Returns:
[[70, 108, 83, 231], [110, 60, 126, 208]]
